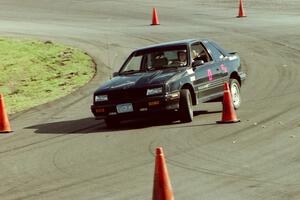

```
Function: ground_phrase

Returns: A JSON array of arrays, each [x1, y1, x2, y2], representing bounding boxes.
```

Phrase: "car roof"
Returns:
[[135, 39, 210, 52]]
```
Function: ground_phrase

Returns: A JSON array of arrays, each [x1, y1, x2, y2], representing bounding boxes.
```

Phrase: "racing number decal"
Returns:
[[207, 69, 213, 81], [220, 64, 228, 73]]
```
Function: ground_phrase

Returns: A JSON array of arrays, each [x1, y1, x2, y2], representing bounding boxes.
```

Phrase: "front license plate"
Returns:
[[116, 103, 133, 113]]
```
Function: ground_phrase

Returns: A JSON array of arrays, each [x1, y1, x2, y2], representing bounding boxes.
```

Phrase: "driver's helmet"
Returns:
[[177, 50, 187, 61]]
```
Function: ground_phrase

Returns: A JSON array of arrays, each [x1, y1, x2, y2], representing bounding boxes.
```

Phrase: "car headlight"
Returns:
[[95, 95, 108, 102], [147, 87, 163, 96]]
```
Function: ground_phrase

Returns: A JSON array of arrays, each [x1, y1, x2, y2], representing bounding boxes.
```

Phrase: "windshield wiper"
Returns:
[[148, 65, 180, 71], [147, 66, 168, 71], [120, 70, 140, 75]]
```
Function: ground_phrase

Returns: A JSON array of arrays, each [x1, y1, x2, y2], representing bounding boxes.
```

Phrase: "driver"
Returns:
[[177, 50, 187, 66]]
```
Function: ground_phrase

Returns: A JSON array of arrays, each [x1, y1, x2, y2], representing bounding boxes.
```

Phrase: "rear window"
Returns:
[[210, 41, 230, 57], [205, 42, 225, 61]]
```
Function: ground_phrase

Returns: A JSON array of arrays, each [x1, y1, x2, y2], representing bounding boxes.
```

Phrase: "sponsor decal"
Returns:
[[198, 84, 209, 90]]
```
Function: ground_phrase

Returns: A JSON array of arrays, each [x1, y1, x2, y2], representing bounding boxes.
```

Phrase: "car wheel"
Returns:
[[230, 79, 241, 110], [105, 117, 120, 128], [179, 89, 193, 123]]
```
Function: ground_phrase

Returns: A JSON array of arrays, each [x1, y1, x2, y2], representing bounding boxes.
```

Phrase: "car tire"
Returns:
[[179, 89, 193, 123], [230, 79, 241, 110], [105, 117, 120, 128]]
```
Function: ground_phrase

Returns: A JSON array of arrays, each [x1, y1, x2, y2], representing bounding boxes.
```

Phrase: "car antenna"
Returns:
[[105, 33, 112, 79]]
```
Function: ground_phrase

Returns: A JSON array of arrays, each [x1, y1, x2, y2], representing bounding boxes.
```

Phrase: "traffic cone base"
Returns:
[[0, 94, 13, 133], [0, 129, 13, 133], [217, 83, 240, 124], [151, 8, 160, 26], [217, 119, 240, 124], [237, 15, 246, 18]]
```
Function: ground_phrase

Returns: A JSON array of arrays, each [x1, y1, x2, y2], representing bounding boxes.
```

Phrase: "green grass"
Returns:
[[0, 37, 95, 114]]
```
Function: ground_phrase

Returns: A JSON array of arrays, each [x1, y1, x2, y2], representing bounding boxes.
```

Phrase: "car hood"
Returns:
[[95, 69, 185, 93]]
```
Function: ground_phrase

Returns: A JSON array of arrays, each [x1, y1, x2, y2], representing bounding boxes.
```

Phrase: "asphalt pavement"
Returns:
[[0, 0, 300, 199]]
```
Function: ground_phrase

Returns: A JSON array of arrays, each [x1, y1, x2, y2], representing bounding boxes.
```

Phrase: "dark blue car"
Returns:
[[91, 39, 246, 127]]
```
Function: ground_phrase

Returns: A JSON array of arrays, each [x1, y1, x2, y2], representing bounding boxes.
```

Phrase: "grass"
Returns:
[[0, 37, 95, 114]]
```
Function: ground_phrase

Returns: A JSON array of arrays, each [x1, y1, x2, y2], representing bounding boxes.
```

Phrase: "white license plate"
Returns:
[[116, 103, 133, 113]]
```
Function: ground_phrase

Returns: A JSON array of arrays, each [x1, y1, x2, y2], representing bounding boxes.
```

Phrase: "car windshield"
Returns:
[[120, 46, 189, 74]]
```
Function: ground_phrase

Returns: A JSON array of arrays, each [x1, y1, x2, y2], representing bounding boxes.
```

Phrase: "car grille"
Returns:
[[96, 89, 146, 105], [109, 89, 146, 103]]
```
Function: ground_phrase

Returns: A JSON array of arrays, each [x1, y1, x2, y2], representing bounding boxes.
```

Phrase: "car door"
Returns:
[[202, 41, 228, 95], [191, 42, 225, 102]]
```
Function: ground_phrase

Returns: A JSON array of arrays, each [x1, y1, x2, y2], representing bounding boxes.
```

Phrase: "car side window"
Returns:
[[191, 43, 212, 63]]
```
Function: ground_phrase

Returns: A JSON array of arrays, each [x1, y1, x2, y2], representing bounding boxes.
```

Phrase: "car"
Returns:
[[91, 39, 246, 127]]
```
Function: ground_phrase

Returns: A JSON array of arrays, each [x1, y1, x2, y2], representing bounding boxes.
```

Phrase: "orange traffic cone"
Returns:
[[152, 147, 174, 200], [0, 94, 12, 133], [151, 8, 160, 25], [237, 0, 246, 17], [217, 83, 240, 123]]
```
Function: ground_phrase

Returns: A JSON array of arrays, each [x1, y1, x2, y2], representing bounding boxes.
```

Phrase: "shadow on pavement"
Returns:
[[26, 117, 105, 134], [26, 117, 179, 134], [26, 110, 221, 134]]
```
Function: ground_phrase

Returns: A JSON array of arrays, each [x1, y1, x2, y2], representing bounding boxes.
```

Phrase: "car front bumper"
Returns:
[[91, 92, 180, 120]]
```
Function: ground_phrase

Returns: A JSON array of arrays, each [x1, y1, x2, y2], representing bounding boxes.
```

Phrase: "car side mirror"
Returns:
[[112, 72, 119, 77], [192, 60, 204, 68]]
